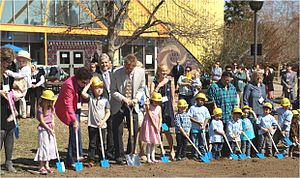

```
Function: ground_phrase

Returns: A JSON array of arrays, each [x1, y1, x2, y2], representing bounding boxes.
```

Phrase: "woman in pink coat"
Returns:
[[54, 67, 92, 167]]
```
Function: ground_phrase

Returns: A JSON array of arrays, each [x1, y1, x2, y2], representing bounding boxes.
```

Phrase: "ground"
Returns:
[[1, 82, 299, 177]]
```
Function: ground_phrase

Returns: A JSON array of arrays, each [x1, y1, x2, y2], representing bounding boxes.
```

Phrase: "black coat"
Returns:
[[171, 64, 184, 79]]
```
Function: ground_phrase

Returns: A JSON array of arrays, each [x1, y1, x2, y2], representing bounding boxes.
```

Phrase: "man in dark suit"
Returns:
[[171, 59, 184, 88], [94, 53, 114, 160]]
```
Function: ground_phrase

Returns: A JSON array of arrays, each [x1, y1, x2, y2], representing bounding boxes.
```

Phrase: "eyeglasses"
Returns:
[[81, 80, 89, 85]]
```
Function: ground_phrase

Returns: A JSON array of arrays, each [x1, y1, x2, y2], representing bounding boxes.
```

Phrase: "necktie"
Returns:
[[104, 72, 110, 90], [125, 76, 132, 99]]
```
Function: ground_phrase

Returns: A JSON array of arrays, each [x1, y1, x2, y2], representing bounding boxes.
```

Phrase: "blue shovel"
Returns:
[[268, 132, 284, 159], [161, 123, 169, 132], [7, 94, 19, 139], [158, 132, 169, 163], [202, 129, 212, 159], [99, 128, 110, 167], [75, 130, 83, 171], [223, 134, 239, 160], [234, 137, 246, 160], [186, 133, 210, 163], [53, 134, 65, 173], [276, 124, 293, 146], [243, 133, 265, 159]]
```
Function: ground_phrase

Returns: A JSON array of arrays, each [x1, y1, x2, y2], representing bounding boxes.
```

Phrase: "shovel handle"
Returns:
[[201, 130, 209, 151], [242, 132, 259, 153], [185, 132, 203, 156], [6, 94, 17, 125], [75, 129, 80, 161], [158, 132, 166, 155], [53, 134, 61, 162], [234, 137, 242, 153], [223, 134, 234, 153], [99, 128, 106, 160], [268, 132, 280, 153]]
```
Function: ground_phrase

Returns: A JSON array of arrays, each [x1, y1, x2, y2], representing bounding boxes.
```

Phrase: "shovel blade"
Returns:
[[238, 153, 247, 160], [161, 155, 169, 163], [125, 154, 141, 166], [284, 137, 293, 146], [75, 161, 83, 172], [275, 153, 284, 159], [200, 155, 210, 163], [100, 159, 110, 168], [207, 152, 213, 159], [56, 161, 66, 173], [230, 153, 239, 160], [256, 153, 265, 159], [14, 125, 19, 139], [161, 123, 169, 131]]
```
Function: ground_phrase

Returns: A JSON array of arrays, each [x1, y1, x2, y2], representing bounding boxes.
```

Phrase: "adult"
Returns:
[[243, 71, 267, 117], [281, 64, 297, 101], [263, 65, 274, 100], [150, 64, 176, 159], [0, 48, 17, 173], [110, 54, 145, 165], [54, 67, 93, 167], [27, 64, 45, 118], [177, 66, 194, 107], [94, 53, 114, 160], [207, 71, 237, 124], [211, 61, 222, 82], [233, 65, 247, 107], [171, 59, 184, 88]]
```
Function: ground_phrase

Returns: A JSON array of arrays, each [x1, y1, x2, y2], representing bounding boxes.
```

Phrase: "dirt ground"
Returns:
[[1, 117, 299, 177]]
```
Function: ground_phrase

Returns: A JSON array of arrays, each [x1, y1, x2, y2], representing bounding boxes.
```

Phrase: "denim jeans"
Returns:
[[212, 143, 223, 159], [273, 129, 290, 156], [229, 141, 238, 154], [190, 132, 207, 158], [258, 133, 272, 156], [88, 126, 107, 161], [175, 133, 188, 159], [66, 113, 83, 165], [0, 128, 14, 166], [241, 140, 251, 157]]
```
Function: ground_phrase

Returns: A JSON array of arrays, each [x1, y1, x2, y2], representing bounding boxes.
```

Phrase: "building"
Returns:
[[1, 0, 224, 75]]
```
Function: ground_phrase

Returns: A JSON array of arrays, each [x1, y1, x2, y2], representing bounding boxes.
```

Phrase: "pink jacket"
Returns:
[[54, 76, 78, 125]]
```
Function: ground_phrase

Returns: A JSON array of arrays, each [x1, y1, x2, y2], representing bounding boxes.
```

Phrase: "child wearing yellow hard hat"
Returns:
[[208, 108, 225, 160], [139, 92, 162, 163], [226, 108, 243, 159], [256, 102, 277, 157], [81, 76, 110, 167], [273, 98, 293, 157], [187, 93, 210, 160], [174, 99, 191, 161], [240, 105, 256, 158], [289, 110, 299, 157], [34, 89, 57, 175]]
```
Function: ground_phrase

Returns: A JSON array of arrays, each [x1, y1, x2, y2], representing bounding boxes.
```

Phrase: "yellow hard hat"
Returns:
[[263, 102, 272, 110], [41, 90, 56, 101], [91, 76, 104, 87], [151, 92, 162, 102], [213, 108, 222, 116], [281, 98, 291, 107], [196, 93, 208, 101], [242, 105, 252, 111], [292, 110, 299, 115], [178, 99, 188, 107], [233, 108, 243, 114]]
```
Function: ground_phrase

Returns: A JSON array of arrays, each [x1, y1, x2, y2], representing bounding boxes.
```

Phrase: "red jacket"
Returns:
[[54, 76, 78, 125]]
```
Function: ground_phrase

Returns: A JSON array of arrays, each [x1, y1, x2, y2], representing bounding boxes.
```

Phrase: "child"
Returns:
[[188, 93, 210, 159], [273, 98, 293, 157], [240, 106, 256, 158], [34, 90, 57, 175], [174, 99, 192, 161], [209, 108, 225, 160], [5, 50, 32, 119], [226, 108, 243, 158], [256, 102, 277, 157], [139, 92, 162, 163], [289, 110, 300, 157], [81, 76, 110, 167]]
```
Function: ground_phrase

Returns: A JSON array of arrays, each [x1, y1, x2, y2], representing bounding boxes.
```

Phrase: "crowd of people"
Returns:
[[1, 47, 299, 175]]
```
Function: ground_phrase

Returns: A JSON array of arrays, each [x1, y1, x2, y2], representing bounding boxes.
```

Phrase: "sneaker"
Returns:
[[88, 161, 95, 168], [228, 156, 233, 160], [6, 165, 17, 173], [39, 168, 48, 175]]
